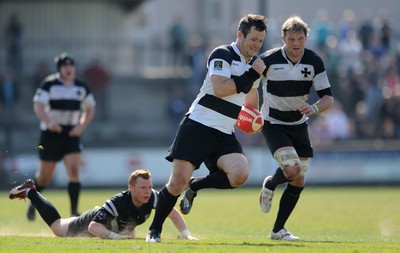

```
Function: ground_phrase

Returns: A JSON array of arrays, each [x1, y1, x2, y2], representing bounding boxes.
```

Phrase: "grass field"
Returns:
[[0, 186, 399, 253]]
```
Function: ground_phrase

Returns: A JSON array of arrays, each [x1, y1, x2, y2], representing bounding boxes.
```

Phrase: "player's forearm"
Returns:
[[88, 221, 113, 239], [79, 107, 95, 128], [168, 208, 188, 232], [313, 95, 334, 114], [244, 88, 259, 109], [33, 103, 52, 125]]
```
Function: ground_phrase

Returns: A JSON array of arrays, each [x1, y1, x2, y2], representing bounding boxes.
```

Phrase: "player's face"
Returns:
[[282, 31, 307, 62], [59, 64, 75, 82], [238, 26, 265, 61], [130, 177, 153, 206]]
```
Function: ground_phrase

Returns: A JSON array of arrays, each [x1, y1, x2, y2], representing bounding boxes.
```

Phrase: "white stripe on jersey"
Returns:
[[152, 189, 158, 209], [261, 48, 330, 125], [187, 42, 260, 134], [33, 75, 95, 130], [103, 199, 119, 217]]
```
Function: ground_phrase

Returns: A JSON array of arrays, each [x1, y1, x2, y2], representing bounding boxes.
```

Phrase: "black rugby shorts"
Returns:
[[166, 117, 244, 172], [262, 121, 313, 158], [38, 126, 82, 161]]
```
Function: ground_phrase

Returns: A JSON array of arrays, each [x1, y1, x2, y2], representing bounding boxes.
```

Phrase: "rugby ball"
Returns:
[[236, 105, 264, 134]]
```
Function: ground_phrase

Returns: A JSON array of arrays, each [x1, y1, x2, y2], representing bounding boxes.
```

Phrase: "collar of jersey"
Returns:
[[281, 46, 301, 66], [230, 42, 246, 63]]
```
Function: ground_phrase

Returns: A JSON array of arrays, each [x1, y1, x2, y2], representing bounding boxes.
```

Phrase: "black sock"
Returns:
[[272, 184, 304, 233], [149, 186, 178, 233], [190, 170, 233, 192], [28, 190, 61, 227], [31, 180, 46, 208], [266, 168, 288, 191], [68, 182, 81, 214]]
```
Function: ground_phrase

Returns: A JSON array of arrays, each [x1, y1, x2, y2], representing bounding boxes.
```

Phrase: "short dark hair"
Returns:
[[238, 14, 267, 38], [129, 169, 151, 186], [54, 52, 74, 71]]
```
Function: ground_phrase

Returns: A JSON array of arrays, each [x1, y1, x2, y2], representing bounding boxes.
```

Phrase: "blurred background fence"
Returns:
[[1, 0, 400, 187]]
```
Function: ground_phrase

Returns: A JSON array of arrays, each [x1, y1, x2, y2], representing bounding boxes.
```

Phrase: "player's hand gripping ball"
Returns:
[[236, 105, 264, 134]]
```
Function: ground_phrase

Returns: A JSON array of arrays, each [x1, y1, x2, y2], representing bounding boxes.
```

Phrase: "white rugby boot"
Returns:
[[259, 176, 274, 213], [270, 228, 300, 241]]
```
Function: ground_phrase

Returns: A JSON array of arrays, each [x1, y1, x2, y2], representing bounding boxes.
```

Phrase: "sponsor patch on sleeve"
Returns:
[[213, 60, 223, 71]]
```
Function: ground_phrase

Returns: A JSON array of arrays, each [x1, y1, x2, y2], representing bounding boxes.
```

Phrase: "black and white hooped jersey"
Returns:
[[33, 73, 96, 130], [260, 47, 331, 125], [187, 42, 260, 134], [91, 189, 158, 234]]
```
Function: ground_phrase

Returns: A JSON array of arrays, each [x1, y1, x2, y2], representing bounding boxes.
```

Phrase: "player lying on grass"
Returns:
[[9, 169, 197, 240]]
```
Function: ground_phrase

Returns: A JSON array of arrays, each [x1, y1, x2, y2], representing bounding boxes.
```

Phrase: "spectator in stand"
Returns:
[[4, 13, 23, 74], [353, 101, 376, 139], [83, 59, 111, 121], [166, 85, 187, 141], [358, 11, 374, 50], [337, 29, 362, 74], [338, 9, 356, 41], [169, 11, 188, 70], [311, 9, 332, 50], [0, 67, 19, 154], [186, 34, 207, 102], [379, 9, 392, 52], [310, 102, 351, 144]]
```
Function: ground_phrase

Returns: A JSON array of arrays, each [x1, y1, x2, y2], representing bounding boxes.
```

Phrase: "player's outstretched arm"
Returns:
[[88, 221, 132, 239], [168, 207, 198, 240]]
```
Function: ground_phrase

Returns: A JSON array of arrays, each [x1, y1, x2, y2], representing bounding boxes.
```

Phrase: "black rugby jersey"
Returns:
[[260, 47, 331, 125], [33, 73, 96, 130], [67, 189, 158, 237]]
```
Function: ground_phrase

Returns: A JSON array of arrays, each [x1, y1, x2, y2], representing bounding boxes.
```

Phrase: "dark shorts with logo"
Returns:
[[261, 121, 313, 158], [166, 117, 244, 173]]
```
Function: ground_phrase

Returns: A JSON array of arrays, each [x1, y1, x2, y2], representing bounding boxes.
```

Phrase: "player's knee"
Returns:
[[50, 222, 66, 237], [282, 160, 309, 181], [167, 176, 189, 194], [290, 175, 305, 187], [51, 229, 64, 237], [274, 147, 301, 181], [67, 166, 80, 180], [282, 166, 301, 181], [228, 167, 249, 187], [35, 176, 50, 187]]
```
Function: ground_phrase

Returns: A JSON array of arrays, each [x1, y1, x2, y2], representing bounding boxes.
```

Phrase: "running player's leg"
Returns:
[[64, 152, 81, 216], [30, 130, 62, 220], [189, 134, 247, 192], [147, 159, 195, 242], [180, 152, 248, 215], [191, 153, 248, 191]]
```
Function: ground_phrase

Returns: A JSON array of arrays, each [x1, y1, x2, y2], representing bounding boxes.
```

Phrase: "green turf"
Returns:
[[1, 187, 399, 253]]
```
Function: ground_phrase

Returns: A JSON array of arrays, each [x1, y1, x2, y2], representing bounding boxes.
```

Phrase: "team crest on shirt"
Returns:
[[97, 210, 107, 221], [213, 60, 223, 70], [301, 67, 311, 78]]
